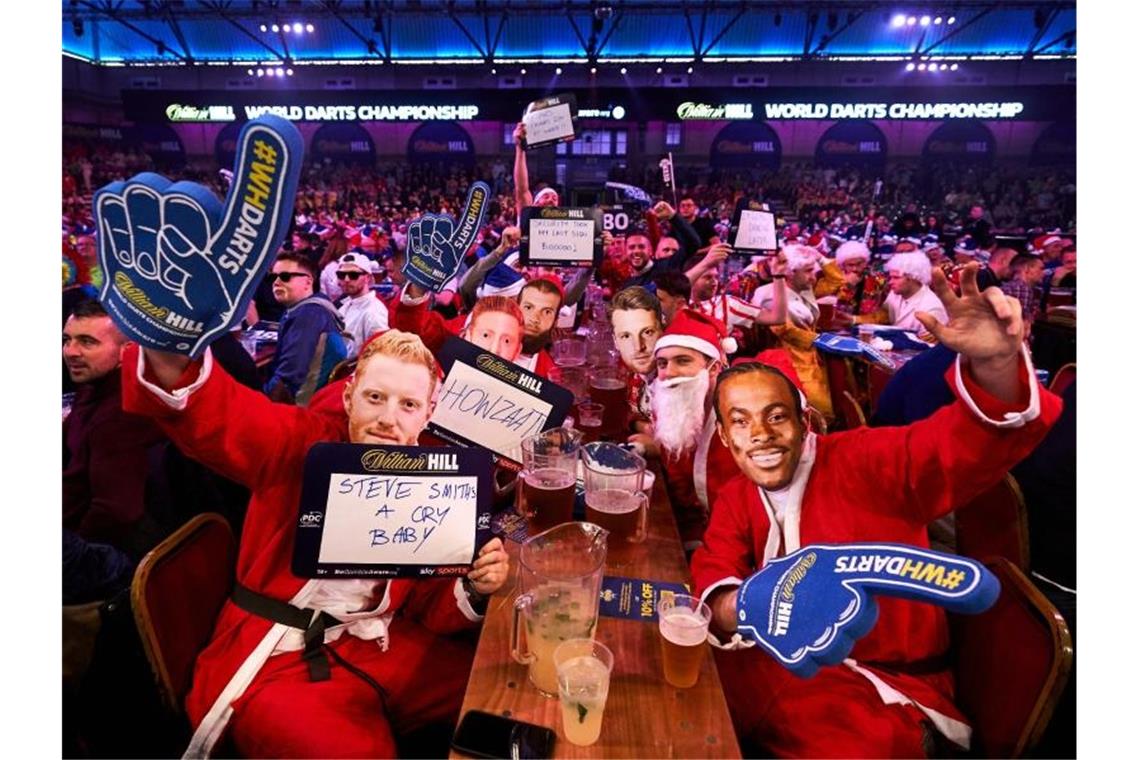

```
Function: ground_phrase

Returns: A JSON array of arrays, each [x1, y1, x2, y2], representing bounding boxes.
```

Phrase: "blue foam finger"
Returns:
[[736, 543, 999, 679], [401, 182, 490, 293], [95, 115, 303, 357]]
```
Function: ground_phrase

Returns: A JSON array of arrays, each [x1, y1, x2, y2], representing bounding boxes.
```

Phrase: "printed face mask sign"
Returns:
[[731, 209, 778, 254], [519, 206, 603, 267], [429, 337, 575, 469], [735, 543, 1000, 678], [292, 443, 494, 578], [522, 93, 578, 151]]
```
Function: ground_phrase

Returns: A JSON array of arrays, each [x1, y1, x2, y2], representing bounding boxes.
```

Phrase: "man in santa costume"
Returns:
[[638, 308, 744, 550], [692, 264, 1062, 757], [122, 330, 510, 758]]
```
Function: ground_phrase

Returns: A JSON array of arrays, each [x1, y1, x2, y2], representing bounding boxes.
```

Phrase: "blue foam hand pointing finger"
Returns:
[[95, 115, 303, 357], [736, 543, 1000, 678], [402, 181, 490, 293]]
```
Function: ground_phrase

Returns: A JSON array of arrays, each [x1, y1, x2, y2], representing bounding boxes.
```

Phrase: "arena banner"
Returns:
[[815, 120, 887, 168], [63, 123, 124, 144], [123, 123, 186, 169], [310, 122, 375, 165], [406, 121, 475, 164], [291, 443, 495, 579], [710, 121, 782, 170], [124, 86, 1074, 125], [214, 120, 243, 167], [1030, 121, 1076, 166], [922, 120, 995, 164]]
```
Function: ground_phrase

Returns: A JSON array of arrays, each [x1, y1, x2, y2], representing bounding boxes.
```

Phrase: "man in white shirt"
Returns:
[[883, 252, 950, 337], [333, 252, 389, 358]]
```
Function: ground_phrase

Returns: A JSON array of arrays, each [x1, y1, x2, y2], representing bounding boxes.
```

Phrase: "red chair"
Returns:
[[1049, 363, 1075, 397], [951, 558, 1074, 757], [955, 474, 1030, 572], [131, 513, 236, 711], [822, 353, 859, 429], [838, 390, 867, 429], [867, 363, 893, 417]]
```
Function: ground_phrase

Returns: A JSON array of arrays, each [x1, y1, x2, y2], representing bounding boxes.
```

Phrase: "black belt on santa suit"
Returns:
[[230, 583, 390, 706]]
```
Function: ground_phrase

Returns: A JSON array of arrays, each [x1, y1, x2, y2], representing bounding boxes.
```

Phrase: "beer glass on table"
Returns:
[[582, 442, 649, 568], [588, 366, 629, 440], [575, 402, 604, 443], [657, 594, 712, 688], [555, 638, 614, 747], [518, 429, 582, 535], [550, 366, 588, 404], [552, 336, 587, 367]]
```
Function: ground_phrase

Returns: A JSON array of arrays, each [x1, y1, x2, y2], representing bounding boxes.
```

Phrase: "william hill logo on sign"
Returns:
[[475, 353, 544, 394], [360, 449, 459, 472]]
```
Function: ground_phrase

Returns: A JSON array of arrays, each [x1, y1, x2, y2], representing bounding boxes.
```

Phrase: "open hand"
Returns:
[[916, 263, 1023, 365]]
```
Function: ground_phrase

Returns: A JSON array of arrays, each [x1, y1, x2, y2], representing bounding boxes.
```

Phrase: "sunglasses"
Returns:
[[270, 271, 311, 283], [336, 271, 365, 281]]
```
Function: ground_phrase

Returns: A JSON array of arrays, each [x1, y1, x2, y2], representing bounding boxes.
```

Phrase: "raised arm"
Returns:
[[513, 122, 534, 213], [457, 227, 520, 309]]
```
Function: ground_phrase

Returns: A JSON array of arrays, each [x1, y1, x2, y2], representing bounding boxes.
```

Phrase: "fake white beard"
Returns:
[[651, 369, 711, 457]]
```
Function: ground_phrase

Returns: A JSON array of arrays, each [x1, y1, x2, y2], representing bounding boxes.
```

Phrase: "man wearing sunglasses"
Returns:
[[334, 253, 389, 359], [265, 252, 348, 405]]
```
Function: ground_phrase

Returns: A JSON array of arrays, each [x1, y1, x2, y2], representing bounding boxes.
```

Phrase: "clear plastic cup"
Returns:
[[555, 638, 614, 746], [656, 594, 711, 688]]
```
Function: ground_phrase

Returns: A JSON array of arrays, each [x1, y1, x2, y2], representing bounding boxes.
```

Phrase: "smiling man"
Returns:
[[691, 265, 1062, 758], [124, 329, 509, 758]]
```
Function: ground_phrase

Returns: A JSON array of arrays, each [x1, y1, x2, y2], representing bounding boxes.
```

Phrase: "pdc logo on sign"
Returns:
[[299, 511, 323, 528]]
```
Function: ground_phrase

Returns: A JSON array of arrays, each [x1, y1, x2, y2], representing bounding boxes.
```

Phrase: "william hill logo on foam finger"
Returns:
[[95, 115, 303, 357], [736, 543, 999, 678]]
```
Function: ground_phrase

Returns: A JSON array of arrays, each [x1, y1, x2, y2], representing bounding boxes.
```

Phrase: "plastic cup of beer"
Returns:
[[576, 402, 605, 443], [589, 366, 629, 439], [857, 324, 875, 344], [550, 366, 589, 403], [555, 638, 614, 747], [657, 594, 711, 688]]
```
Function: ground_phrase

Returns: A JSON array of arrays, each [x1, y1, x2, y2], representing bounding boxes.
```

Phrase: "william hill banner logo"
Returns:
[[360, 449, 458, 472], [476, 353, 544, 394]]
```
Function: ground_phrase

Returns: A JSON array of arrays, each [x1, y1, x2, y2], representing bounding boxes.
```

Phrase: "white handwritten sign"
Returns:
[[427, 338, 575, 468], [431, 360, 554, 463], [292, 444, 494, 578], [733, 208, 778, 253], [523, 93, 578, 150], [529, 218, 596, 263], [520, 206, 603, 267], [318, 473, 478, 566]]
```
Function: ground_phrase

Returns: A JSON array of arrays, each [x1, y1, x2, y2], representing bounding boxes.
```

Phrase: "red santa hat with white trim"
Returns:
[[654, 308, 737, 363]]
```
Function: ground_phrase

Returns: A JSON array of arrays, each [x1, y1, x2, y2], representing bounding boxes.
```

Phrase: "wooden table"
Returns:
[[452, 471, 742, 759]]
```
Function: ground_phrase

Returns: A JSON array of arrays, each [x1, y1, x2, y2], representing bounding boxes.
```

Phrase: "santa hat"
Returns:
[[654, 308, 736, 362], [1031, 234, 1062, 253], [835, 240, 871, 266]]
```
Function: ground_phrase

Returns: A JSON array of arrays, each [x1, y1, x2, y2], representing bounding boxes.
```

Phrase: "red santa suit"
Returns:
[[653, 310, 746, 547], [691, 346, 1061, 757], [390, 285, 555, 378], [120, 345, 483, 759]]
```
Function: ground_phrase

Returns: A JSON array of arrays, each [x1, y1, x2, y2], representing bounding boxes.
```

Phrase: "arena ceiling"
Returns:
[[63, 1, 1076, 67]]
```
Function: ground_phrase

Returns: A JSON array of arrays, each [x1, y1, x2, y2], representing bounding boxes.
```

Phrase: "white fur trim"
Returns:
[[400, 282, 432, 306], [693, 414, 718, 510], [953, 343, 1041, 428], [698, 577, 757, 651], [654, 334, 721, 362], [453, 578, 485, 622], [136, 347, 214, 412], [844, 660, 972, 749]]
